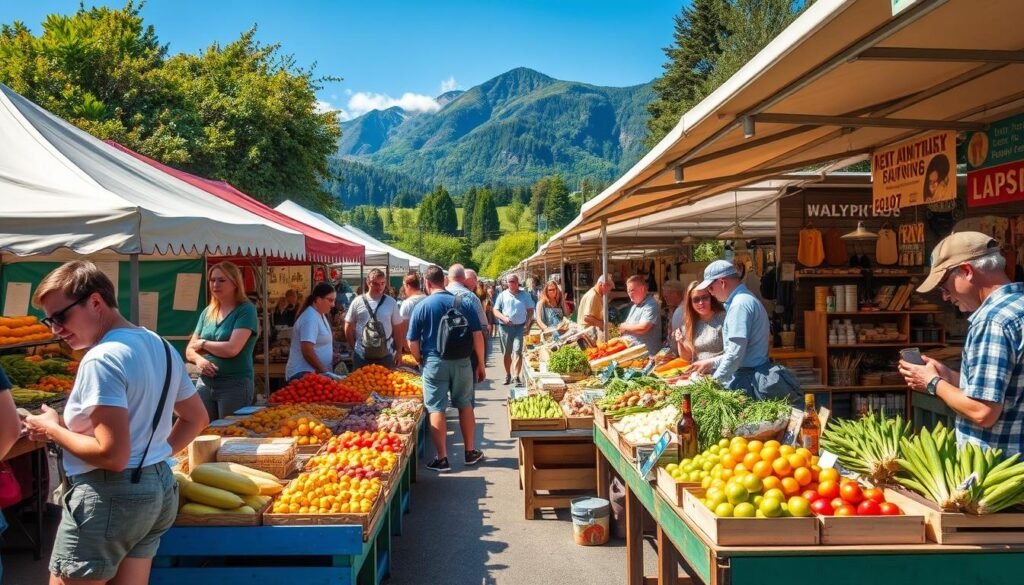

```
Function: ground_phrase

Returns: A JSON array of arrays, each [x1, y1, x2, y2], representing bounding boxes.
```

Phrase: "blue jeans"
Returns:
[[353, 353, 395, 371], [196, 376, 254, 420]]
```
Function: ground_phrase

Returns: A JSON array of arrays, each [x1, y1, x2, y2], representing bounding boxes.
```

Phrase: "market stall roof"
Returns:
[[275, 200, 431, 272], [107, 142, 364, 264], [560, 0, 1024, 239], [0, 84, 307, 259]]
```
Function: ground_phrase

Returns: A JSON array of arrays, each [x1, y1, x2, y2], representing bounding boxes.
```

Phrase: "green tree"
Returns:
[[693, 240, 725, 262], [543, 175, 574, 231], [391, 190, 418, 208], [470, 189, 500, 246], [417, 185, 458, 234], [703, 0, 807, 92], [483, 232, 539, 278], [646, 0, 729, 147], [394, 232, 472, 269], [472, 240, 498, 272], [462, 186, 479, 237], [506, 199, 527, 233], [350, 205, 384, 238], [530, 176, 552, 217]]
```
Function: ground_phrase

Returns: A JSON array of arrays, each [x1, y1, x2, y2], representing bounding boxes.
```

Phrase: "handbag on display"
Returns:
[[797, 225, 825, 267], [876, 224, 899, 266]]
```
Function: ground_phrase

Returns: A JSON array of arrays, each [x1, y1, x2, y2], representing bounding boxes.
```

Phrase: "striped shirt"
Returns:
[[957, 282, 1024, 456]]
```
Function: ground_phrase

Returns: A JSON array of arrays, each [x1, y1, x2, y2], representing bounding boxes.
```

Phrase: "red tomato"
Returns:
[[801, 489, 821, 502], [830, 497, 845, 510], [857, 500, 882, 516], [878, 502, 902, 516], [810, 498, 834, 516], [863, 488, 885, 504], [834, 504, 858, 517], [817, 480, 841, 500], [840, 482, 865, 505]]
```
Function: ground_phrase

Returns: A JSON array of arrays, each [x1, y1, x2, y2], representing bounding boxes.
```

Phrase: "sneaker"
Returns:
[[504, 375, 512, 385], [464, 450, 485, 466], [426, 457, 451, 473], [514, 377, 522, 386]]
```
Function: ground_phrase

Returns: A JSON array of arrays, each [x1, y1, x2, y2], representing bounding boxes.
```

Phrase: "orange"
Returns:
[[721, 453, 738, 469], [779, 445, 796, 457], [730, 443, 748, 458], [762, 476, 781, 491], [720, 468, 734, 481], [780, 477, 801, 497], [818, 468, 840, 483], [764, 439, 781, 450], [771, 457, 792, 477], [746, 440, 764, 454], [795, 447, 813, 461], [742, 452, 760, 469], [751, 461, 773, 479], [787, 453, 808, 470], [793, 467, 813, 487], [759, 447, 779, 463]]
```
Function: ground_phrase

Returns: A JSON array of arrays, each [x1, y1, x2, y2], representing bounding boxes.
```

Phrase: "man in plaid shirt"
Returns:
[[899, 232, 1024, 455]]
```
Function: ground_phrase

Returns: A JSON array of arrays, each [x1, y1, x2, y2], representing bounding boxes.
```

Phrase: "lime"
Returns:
[[760, 496, 783, 518], [740, 474, 763, 494], [787, 496, 811, 517], [724, 482, 749, 505], [714, 502, 735, 517], [733, 502, 756, 518]]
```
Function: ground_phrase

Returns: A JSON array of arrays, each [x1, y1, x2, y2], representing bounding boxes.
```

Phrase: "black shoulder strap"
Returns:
[[133, 339, 173, 484], [365, 293, 385, 320], [453, 291, 465, 312]]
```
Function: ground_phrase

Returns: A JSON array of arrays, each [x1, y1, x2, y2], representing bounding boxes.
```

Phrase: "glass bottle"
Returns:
[[676, 393, 699, 461], [800, 393, 821, 455]]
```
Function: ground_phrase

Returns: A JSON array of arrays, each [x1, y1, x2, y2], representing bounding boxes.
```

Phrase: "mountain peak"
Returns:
[[436, 90, 465, 107]]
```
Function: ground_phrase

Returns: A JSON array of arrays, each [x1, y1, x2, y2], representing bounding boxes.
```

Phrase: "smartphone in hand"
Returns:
[[900, 347, 926, 366]]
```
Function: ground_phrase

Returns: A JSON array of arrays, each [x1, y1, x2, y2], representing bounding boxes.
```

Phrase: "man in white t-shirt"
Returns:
[[345, 268, 403, 369]]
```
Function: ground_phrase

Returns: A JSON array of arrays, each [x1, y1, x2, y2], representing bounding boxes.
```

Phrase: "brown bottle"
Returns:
[[800, 393, 821, 455], [676, 393, 699, 461]]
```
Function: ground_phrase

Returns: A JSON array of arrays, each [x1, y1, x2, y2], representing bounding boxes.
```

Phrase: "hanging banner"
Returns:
[[965, 113, 1024, 208], [871, 130, 957, 214], [892, 0, 919, 16]]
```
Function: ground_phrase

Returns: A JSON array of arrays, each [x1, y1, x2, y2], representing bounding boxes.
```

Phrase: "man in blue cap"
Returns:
[[690, 260, 799, 403]]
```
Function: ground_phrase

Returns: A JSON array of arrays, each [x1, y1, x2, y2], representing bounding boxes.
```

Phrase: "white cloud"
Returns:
[[345, 92, 440, 118], [440, 76, 459, 93], [314, 99, 352, 121]]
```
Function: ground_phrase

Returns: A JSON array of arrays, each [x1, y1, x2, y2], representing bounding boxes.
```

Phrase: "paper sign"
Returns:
[[818, 450, 839, 469], [781, 407, 805, 445], [3, 282, 31, 317], [642, 360, 656, 376], [511, 387, 529, 399], [872, 130, 957, 212], [818, 406, 831, 431], [138, 292, 159, 331], [892, 0, 919, 15], [598, 362, 617, 385], [95, 262, 119, 296], [781, 262, 796, 282], [581, 390, 605, 403], [640, 431, 672, 478], [965, 113, 1024, 207], [173, 273, 203, 311]]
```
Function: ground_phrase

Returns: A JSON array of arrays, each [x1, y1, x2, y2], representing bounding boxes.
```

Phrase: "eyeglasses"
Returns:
[[41, 295, 90, 329], [938, 266, 960, 294], [691, 295, 711, 305]]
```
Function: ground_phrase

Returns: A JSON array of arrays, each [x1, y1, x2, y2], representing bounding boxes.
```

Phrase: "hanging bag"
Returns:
[[797, 226, 825, 267], [876, 224, 899, 266]]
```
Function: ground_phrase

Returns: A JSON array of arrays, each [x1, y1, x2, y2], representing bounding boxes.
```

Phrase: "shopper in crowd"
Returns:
[[899, 232, 1024, 455], [407, 265, 486, 472], [493, 274, 535, 385], [449, 264, 491, 373], [690, 260, 799, 403], [186, 261, 259, 421], [0, 364, 19, 578], [619, 275, 663, 357], [23, 260, 208, 585], [396, 272, 427, 355], [576, 274, 613, 332], [535, 279, 568, 330], [345, 268, 403, 369], [678, 281, 726, 361], [661, 279, 687, 352], [272, 289, 299, 328], [286, 282, 338, 380]]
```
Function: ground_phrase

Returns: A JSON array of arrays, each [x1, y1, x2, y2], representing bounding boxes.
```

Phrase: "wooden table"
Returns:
[[511, 428, 596, 519], [2, 437, 47, 560], [594, 424, 1024, 585]]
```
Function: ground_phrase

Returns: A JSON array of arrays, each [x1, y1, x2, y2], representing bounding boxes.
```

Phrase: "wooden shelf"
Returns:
[[828, 385, 908, 392], [796, 273, 924, 279], [829, 342, 945, 348], [821, 311, 944, 316]]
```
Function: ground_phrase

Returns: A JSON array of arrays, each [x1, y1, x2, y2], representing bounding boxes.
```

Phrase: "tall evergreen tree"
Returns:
[[470, 189, 500, 246], [543, 176, 574, 231], [704, 0, 807, 92], [417, 185, 457, 234], [646, 0, 729, 147], [462, 186, 479, 238]]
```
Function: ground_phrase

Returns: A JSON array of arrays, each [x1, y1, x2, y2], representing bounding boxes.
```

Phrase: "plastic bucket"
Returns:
[[571, 496, 610, 546]]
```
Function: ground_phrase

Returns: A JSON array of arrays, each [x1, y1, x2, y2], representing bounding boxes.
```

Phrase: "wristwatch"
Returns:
[[926, 376, 941, 396]]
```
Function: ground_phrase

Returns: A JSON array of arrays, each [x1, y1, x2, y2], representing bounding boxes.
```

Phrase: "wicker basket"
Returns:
[[829, 368, 859, 387]]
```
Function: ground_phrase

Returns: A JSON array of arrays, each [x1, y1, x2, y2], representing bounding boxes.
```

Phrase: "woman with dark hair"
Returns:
[[285, 282, 338, 380], [923, 154, 955, 202], [187, 261, 259, 420], [677, 280, 726, 362]]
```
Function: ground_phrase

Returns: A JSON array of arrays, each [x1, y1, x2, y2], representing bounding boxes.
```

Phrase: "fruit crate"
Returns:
[[564, 415, 594, 431], [655, 466, 700, 507], [507, 399, 567, 432], [682, 488, 820, 546], [263, 490, 384, 541], [818, 513, 925, 545], [174, 497, 271, 527], [617, 432, 654, 462], [884, 488, 1024, 544]]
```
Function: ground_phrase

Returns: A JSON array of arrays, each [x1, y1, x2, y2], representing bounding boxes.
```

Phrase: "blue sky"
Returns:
[[5, 1, 684, 120]]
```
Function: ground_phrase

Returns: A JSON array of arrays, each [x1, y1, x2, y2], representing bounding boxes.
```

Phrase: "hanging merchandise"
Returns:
[[875, 224, 899, 266], [823, 227, 849, 266], [898, 223, 926, 266], [797, 224, 825, 267], [755, 247, 765, 277]]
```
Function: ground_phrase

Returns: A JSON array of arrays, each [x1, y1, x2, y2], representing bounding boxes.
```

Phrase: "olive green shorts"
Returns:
[[49, 462, 178, 581]]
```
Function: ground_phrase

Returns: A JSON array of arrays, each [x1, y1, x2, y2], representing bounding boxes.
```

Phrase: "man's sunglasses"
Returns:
[[41, 295, 90, 329]]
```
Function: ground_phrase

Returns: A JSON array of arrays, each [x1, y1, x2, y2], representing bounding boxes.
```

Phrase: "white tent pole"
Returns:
[[601, 219, 608, 340], [261, 255, 270, 401], [130, 253, 140, 325]]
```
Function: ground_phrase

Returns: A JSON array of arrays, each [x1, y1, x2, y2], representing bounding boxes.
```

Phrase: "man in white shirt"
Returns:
[[345, 268, 403, 369]]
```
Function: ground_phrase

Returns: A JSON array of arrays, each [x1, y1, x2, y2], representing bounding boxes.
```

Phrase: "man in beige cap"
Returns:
[[899, 231, 1024, 455], [576, 275, 613, 331]]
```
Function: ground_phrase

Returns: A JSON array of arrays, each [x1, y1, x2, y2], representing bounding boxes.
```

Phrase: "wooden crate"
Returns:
[[682, 489, 819, 546], [593, 407, 610, 429], [174, 498, 271, 527], [565, 415, 594, 431], [616, 431, 654, 461], [263, 491, 384, 540], [507, 401, 566, 432], [655, 466, 700, 507], [818, 514, 925, 545], [216, 437, 297, 479], [884, 488, 1024, 544]]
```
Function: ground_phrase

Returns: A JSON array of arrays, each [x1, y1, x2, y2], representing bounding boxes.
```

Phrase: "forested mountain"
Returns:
[[324, 158, 431, 207], [334, 67, 654, 196]]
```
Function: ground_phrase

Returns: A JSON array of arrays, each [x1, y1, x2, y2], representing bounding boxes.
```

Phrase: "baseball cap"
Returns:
[[695, 260, 739, 291], [917, 231, 1000, 293]]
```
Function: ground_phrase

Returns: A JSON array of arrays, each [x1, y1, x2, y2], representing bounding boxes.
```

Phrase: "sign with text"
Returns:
[[966, 113, 1024, 208], [872, 131, 957, 213], [892, 0, 919, 16]]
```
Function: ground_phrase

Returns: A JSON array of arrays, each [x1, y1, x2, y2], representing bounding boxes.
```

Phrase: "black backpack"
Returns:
[[437, 293, 474, 360], [360, 294, 391, 360]]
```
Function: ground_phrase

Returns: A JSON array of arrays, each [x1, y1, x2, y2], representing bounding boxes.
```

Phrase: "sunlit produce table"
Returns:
[[510, 427, 596, 519], [593, 423, 1024, 585]]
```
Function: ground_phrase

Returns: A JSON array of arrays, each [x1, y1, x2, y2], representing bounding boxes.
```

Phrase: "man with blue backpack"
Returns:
[[407, 265, 486, 472]]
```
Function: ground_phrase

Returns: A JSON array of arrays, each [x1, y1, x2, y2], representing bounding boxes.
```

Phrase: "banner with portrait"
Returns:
[[965, 113, 1024, 208], [871, 130, 957, 214]]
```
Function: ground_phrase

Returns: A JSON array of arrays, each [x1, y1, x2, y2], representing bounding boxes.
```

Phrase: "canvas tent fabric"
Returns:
[[0, 83, 306, 259], [275, 200, 430, 272], [107, 142, 364, 264]]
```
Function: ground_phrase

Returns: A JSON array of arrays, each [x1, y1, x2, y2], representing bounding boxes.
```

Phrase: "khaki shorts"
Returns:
[[50, 462, 178, 581]]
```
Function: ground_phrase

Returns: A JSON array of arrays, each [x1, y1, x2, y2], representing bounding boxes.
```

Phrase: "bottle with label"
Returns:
[[676, 393, 699, 461], [800, 393, 821, 455]]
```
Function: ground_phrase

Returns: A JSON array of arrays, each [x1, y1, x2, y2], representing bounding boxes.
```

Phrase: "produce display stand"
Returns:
[[510, 425, 597, 520], [593, 423, 1024, 585]]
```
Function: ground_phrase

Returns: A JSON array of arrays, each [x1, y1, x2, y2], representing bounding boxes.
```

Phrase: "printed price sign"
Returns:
[[640, 431, 672, 478], [781, 407, 805, 445], [598, 362, 618, 385], [510, 387, 530, 399], [642, 360, 656, 376], [581, 390, 605, 403]]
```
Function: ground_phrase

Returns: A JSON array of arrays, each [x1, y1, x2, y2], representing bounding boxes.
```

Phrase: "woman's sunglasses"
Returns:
[[691, 295, 711, 305]]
